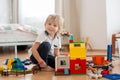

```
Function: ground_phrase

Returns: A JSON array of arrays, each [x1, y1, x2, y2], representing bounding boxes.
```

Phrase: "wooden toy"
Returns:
[[101, 70, 110, 76], [107, 44, 112, 61], [7, 59, 14, 70], [70, 42, 86, 59], [31, 65, 40, 74], [69, 35, 74, 43], [64, 68, 69, 74], [70, 58, 86, 74], [0, 58, 32, 76], [55, 55, 70, 75], [103, 73, 120, 80], [1, 70, 9, 76]]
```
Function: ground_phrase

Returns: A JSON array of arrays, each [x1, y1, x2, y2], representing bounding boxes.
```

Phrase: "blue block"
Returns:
[[107, 44, 112, 61], [70, 35, 74, 40], [103, 74, 120, 80], [4, 59, 8, 65], [64, 68, 69, 74]]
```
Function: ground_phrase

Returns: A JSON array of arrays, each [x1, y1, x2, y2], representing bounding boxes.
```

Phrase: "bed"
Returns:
[[0, 24, 39, 58]]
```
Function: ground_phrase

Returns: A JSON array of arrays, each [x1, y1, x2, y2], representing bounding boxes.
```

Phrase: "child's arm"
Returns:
[[31, 42, 47, 67]]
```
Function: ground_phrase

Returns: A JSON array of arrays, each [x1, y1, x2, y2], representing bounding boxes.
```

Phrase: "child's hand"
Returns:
[[38, 60, 47, 68]]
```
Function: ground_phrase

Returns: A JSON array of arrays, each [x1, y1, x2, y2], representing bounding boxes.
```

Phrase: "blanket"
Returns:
[[0, 24, 40, 34]]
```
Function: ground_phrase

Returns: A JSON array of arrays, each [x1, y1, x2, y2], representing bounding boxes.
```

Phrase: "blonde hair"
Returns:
[[45, 14, 64, 33]]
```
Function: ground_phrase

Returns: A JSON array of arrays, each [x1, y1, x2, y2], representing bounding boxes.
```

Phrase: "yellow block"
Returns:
[[70, 42, 86, 59], [7, 59, 14, 70]]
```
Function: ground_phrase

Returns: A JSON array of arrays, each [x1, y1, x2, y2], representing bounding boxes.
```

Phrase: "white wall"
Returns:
[[75, 0, 120, 49], [106, 0, 120, 44], [77, 0, 107, 49], [69, 0, 80, 37], [56, 0, 108, 49], [0, 0, 9, 23]]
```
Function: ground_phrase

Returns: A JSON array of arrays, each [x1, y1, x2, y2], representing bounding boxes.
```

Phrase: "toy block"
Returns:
[[11, 58, 27, 71], [57, 68, 64, 72], [107, 44, 112, 61], [55, 55, 70, 71], [0, 66, 4, 71], [4, 59, 8, 65], [64, 68, 69, 74], [69, 40, 74, 43], [55, 55, 70, 75], [70, 42, 86, 59], [101, 70, 110, 76], [70, 58, 86, 74], [103, 74, 120, 80], [70, 35, 74, 40], [55, 68, 70, 75], [7, 59, 14, 70], [1, 70, 9, 76]]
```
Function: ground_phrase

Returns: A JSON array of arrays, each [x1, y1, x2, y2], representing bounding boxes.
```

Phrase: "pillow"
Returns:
[[0, 24, 17, 31], [18, 24, 38, 34], [0, 24, 40, 34]]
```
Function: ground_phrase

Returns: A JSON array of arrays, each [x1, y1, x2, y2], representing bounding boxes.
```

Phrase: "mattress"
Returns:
[[0, 29, 37, 43], [0, 24, 39, 46]]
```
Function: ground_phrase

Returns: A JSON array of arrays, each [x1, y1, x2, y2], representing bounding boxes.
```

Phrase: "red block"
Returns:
[[70, 58, 86, 74], [57, 68, 64, 72], [69, 40, 73, 43], [101, 70, 110, 76]]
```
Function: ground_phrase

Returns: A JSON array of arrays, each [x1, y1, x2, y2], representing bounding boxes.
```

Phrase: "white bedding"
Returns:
[[0, 24, 39, 57], [0, 30, 37, 43]]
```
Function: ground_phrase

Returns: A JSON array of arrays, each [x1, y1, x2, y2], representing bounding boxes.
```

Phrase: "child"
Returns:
[[30, 14, 64, 71]]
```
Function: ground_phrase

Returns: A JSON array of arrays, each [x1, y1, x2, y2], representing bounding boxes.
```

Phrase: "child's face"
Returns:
[[45, 19, 59, 36]]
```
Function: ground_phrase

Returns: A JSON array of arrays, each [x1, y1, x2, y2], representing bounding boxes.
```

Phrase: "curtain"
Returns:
[[9, 0, 19, 23], [0, 0, 10, 24], [55, 0, 80, 37]]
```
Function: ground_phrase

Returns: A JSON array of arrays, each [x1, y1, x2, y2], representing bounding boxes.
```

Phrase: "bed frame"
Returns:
[[0, 41, 34, 58], [0, 30, 37, 58]]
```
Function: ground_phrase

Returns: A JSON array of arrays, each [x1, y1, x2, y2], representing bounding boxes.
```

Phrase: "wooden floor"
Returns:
[[0, 48, 120, 80]]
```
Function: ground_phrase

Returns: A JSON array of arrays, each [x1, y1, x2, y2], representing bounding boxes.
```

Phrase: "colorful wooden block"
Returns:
[[64, 68, 69, 74], [70, 42, 86, 59], [103, 74, 120, 80], [55, 55, 70, 72], [70, 58, 86, 74]]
